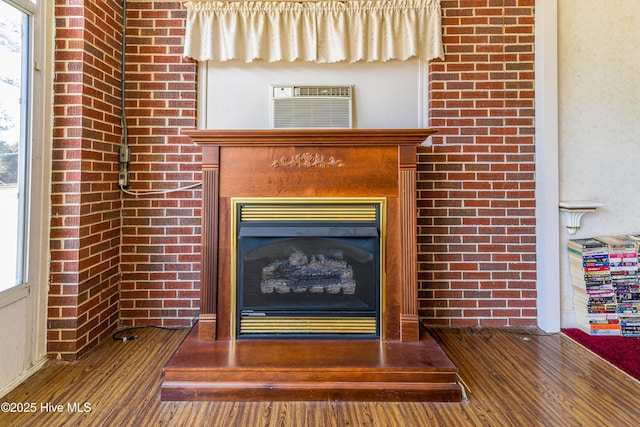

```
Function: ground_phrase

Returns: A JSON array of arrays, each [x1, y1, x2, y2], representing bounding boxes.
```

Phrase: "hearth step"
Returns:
[[162, 323, 462, 402]]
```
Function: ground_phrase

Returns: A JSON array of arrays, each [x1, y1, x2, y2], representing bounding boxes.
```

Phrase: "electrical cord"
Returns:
[[112, 316, 198, 342], [120, 0, 128, 147], [119, 181, 202, 197]]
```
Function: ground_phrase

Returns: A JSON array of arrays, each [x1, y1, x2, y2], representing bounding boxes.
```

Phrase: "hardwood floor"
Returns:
[[1, 325, 638, 426]]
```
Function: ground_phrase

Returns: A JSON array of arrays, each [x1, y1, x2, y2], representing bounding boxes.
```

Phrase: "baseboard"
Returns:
[[0, 357, 47, 399]]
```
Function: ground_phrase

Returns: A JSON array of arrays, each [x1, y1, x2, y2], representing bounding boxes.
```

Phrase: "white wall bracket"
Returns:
[[559, 201, 603, 235]]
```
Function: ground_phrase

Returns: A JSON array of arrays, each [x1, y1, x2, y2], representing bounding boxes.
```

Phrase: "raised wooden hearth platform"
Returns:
[[162, 323, 462, 402]]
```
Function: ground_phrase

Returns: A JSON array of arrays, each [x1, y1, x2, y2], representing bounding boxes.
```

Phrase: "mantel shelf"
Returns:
[[183, 128, 437, 146]]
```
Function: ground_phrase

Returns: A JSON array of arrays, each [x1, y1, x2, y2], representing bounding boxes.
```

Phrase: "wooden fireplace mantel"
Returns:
[[162, 128, 462, 402], [186, 128, 436, 342]]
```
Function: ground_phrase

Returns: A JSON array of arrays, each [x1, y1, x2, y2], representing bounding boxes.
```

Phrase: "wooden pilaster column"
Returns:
[[399, 145, 420, 342], [199, 146, 220, 340]]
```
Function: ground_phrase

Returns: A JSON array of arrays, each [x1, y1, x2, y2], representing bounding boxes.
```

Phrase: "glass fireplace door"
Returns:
[[233, 199, 384, 339]]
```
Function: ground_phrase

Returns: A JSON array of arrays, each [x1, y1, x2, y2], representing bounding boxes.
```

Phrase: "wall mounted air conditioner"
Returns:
[[271, 85, 353, 129]]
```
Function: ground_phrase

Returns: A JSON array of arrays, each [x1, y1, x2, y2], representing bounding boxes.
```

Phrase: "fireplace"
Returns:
[[234, 199, 383, 338], [162, 129, 461, 402]]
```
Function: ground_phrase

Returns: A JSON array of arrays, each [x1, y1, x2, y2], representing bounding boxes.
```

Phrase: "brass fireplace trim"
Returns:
[[240, 204, 377, 222], [230, 197, 387, 339], [240, 316, 377, 334]]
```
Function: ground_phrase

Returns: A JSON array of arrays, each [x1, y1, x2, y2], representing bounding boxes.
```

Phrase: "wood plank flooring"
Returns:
[[1, 326, 638, 426]]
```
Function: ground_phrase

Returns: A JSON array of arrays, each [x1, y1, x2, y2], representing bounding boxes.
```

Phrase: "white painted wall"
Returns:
[[200, 59, 427, 129], [558, 1, 640, 326]]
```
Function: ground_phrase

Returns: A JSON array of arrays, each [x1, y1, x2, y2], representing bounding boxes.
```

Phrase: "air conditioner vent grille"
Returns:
[[271, 85, 353, 129], [296, 86, 351, 97], [273, 98, 351, 129]]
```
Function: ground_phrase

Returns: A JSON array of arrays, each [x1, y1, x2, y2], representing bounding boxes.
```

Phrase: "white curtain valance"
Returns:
[[183, 0, 444, 63]]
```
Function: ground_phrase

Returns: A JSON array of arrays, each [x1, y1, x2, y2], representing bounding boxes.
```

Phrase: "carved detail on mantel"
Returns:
[[270, 153, 344, 168]]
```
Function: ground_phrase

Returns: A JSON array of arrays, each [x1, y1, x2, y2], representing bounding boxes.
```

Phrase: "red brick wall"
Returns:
[[49, 0, 124, 359], [419, 0, 537, 327], [48, 0, 537, 358], [118, 1, 199, 327]]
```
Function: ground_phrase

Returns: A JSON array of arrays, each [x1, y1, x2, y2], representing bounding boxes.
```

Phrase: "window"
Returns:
[[0, 0, 33, 294]]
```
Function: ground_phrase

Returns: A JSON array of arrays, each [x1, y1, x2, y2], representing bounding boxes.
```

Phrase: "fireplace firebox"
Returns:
[[234, 200, 384, 338]]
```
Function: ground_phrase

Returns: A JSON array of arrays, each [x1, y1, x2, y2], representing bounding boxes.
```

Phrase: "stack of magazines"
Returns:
[[568, 235, 640, 336], [568, 238, 619, 335]]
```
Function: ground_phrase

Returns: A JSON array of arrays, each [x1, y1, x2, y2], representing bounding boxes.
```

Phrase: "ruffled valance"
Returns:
[[183, 0, 444, 63]]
